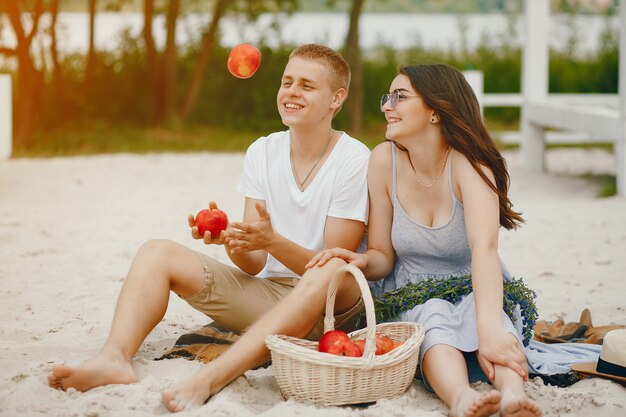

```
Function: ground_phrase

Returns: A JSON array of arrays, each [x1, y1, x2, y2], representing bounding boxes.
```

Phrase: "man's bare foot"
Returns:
[[47, 351, 138, 392], [161, 366, 223, 413], [501, 388, 542, 417], [451, 388, 501, 417]]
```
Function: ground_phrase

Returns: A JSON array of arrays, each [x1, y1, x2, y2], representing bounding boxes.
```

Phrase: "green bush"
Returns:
[[9, 16, 617, 151]]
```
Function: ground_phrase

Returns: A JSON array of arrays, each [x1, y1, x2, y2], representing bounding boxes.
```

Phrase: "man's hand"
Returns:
[[225, 202, 275, 254], [188, 201, 228, 245]]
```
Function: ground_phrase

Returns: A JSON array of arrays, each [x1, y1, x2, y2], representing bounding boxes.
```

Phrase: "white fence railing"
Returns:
[[0, 74, 11, 160], [464, 0, 624, 197], [519, 0, 624, 197], [462, 71, 620, 144]]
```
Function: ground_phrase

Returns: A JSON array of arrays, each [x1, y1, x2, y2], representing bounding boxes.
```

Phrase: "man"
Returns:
[[48, 44, 370, 412]]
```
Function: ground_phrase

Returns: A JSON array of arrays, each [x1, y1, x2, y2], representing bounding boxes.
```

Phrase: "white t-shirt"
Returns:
[[236, 130, 370, 278]]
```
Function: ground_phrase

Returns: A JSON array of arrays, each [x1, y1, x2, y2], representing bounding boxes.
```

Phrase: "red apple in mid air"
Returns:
[[194, 208, 229, 238], [227, 44, 262, 79]]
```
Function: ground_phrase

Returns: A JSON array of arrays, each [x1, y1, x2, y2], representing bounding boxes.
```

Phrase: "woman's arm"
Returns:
[[456, 153, 527, 380], [307, 143, 396, 281], [361, 143, 396, 279]]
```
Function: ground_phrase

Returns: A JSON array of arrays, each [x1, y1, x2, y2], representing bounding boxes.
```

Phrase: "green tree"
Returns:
[[179, 0, 299, 123], [1, 0, 45, 144], [343, 0, 366, 134], [143, 0, 181, 125]]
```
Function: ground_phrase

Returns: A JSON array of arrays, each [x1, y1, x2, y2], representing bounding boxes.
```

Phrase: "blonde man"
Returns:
[[48, 44, 370, 412]]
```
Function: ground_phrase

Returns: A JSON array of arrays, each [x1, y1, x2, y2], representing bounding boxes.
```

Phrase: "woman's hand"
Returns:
[[306, 247, 367, 270], [477, 329, 528, 382], [223, 202, 275, 254], [188, 202, 228, 245]]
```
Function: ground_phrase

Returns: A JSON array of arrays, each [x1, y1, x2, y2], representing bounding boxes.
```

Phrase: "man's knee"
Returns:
[[297, 258, 348, 296], [137, 239, 208, 275], [138, 238, 177, 256]]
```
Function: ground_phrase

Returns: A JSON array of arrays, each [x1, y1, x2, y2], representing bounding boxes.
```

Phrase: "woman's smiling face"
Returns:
[[382, 74, 433, 142]]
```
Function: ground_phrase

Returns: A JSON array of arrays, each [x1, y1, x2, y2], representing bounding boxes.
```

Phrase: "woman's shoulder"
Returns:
[[372, 140, 392, 159], [370, 140, 392, 165], [452, 149, 494, 178], [451, 149, 496, 192]]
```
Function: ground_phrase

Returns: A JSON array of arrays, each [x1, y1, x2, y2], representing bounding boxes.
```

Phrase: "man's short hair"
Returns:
[[289, 44, 351, 95]]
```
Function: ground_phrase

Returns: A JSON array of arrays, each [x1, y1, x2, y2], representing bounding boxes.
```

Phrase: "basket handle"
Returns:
[[324, 263, 377, 364]]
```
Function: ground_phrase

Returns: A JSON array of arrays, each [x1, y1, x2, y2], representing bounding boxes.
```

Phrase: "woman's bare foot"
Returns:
[[451, 388, 501, 417], [501, 388, 542, 417], [161, 366, 224, 413], [47, 351, 138, 392]]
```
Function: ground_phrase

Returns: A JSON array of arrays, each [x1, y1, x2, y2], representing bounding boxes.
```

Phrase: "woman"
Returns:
[[307, 64, 542, 417]]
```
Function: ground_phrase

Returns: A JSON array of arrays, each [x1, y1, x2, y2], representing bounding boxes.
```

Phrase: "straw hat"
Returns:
[[571, 329, 626, 384]]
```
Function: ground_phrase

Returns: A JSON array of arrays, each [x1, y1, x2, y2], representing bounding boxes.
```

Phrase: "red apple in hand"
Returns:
[[194, 208, 229, 238], [227, 44, 262, 79]]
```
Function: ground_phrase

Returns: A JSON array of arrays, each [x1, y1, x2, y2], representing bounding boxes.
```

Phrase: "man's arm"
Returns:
[[225, 197, 365, 277], [224, 197, 269, 275], [269, 215, 365, 277]]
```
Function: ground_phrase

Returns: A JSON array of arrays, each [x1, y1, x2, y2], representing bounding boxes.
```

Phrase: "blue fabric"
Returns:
[[525, 340, 601, 375]]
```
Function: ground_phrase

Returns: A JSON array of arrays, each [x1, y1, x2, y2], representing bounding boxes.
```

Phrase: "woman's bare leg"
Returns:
[[492, 364, 542, 417], [161, 258, 360, 412], [472, 333, 542, 417], [48, 240, 206, 392], [423, 345, 501, 417]]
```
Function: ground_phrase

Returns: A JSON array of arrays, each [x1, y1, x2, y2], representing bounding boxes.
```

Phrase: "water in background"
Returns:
[[0, 12, 618, 56]]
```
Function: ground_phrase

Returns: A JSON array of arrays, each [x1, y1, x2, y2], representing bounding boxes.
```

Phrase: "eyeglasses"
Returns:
[[380, 89, 419, 111]]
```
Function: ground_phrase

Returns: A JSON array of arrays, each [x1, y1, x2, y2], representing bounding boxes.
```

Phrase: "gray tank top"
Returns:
[[372, 142, 510, 295]]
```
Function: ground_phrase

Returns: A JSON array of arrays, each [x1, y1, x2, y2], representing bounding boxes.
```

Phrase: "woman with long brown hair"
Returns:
[[308, 64, 542, 417]]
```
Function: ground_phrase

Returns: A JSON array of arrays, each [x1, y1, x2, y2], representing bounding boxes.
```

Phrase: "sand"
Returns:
[[0, 148, 625, 417]]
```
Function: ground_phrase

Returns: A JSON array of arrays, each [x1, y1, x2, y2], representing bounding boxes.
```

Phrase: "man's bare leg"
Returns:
[[48, 240, 206, 392], [161, 258, 360, 412], [423, 345, 501, 417]]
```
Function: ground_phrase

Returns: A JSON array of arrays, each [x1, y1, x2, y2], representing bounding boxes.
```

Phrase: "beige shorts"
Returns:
[[180, 252, 364, 340]]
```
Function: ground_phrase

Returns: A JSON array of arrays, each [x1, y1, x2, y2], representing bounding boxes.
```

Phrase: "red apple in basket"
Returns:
[[353, 339, 366, 355], [329, 340, 361, 357], [353, 334, 401, 355], [375, 334, 396, 354], [318, 330, 362, 357], [194, 208, 229, 238]]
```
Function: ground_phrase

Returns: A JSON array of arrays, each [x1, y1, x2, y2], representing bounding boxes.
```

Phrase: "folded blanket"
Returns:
[[156, 322, 240, 363], [526, 340, 602, 378]]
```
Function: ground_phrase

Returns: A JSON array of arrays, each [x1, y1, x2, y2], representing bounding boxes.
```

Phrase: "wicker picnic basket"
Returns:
[[265, 264, 424, 406]]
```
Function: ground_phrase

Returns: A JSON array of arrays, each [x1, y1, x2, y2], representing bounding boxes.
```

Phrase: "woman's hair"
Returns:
[[399, 63, 523, 229]]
